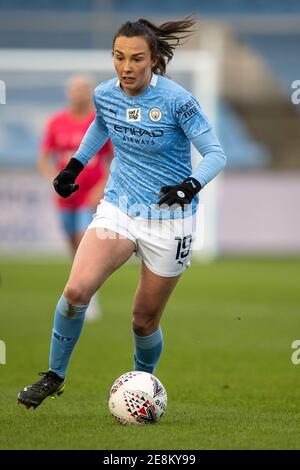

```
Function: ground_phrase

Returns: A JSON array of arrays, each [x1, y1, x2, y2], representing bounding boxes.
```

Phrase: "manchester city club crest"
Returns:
[[149, 107, 162, 122]]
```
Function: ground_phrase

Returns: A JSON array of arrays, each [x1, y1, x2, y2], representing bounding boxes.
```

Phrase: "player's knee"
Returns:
[[132, 310, 158, 336], [64, 284, 91, 306]]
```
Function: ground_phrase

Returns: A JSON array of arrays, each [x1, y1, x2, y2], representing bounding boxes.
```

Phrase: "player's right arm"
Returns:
[[53, 88, 109, 199], [53, 116, 109, 198]]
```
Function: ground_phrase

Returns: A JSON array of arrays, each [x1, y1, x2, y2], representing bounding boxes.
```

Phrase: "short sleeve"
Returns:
[[174, 93, 211, 140]]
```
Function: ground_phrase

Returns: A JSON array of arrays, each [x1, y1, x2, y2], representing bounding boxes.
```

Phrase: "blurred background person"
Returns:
[[38, 75, 113, 321]]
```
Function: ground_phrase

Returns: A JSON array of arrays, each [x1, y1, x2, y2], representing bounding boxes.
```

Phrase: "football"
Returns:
[[108, 371, 167, 425]]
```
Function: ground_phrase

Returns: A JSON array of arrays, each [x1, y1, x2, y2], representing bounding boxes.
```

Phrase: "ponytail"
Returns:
[[113, 17, 197, 75]]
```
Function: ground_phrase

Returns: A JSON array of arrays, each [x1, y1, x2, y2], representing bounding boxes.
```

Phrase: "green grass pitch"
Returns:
[[0, 256, 299, 450]]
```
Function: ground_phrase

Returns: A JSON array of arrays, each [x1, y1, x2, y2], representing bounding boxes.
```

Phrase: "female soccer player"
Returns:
[[17, 18, 227, 409]]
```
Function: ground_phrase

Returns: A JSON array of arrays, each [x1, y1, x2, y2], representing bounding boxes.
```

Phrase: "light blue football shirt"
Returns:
[[75, 73, 212, 219]]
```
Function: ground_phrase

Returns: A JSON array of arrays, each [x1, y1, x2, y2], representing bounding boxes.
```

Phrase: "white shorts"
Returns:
[[88, 200, 197, 277]]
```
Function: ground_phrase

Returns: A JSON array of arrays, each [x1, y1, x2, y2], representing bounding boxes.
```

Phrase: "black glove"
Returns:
[[157, 177, 202, 210], [53, 158, 84, 198]]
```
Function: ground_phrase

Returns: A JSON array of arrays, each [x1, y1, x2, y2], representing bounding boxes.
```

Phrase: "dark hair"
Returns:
[[113, 17, 197, 75]]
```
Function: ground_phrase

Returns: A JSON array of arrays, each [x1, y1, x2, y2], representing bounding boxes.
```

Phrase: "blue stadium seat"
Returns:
[[217, 99, 270, 168], [238, 33, 300, 94]]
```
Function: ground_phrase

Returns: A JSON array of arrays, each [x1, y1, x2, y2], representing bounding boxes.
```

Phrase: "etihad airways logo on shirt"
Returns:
[[114, 124, 163, 137], [126, 108, 141, 122]]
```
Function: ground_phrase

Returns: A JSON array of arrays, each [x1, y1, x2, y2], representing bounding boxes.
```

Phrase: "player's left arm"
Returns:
[[190, 127, 227, 186], [158, 94, 227, 209]]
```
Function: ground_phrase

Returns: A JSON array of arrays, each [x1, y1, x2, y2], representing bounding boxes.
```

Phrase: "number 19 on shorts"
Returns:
[[175, 235, 192, 264]]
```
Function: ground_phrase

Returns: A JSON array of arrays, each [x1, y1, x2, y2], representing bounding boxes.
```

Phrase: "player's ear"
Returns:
[[151, 55, 158, 69]]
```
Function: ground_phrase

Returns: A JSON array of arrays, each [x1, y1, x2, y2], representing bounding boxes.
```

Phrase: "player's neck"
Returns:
[[69, 105, 92, 118]]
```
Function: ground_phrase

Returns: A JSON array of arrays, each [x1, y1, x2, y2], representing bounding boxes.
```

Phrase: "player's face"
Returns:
[[113, 36, 157, 96]]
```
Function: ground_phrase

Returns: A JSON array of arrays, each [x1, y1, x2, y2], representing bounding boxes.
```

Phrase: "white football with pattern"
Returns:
[[108, 371, 167, 425]]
